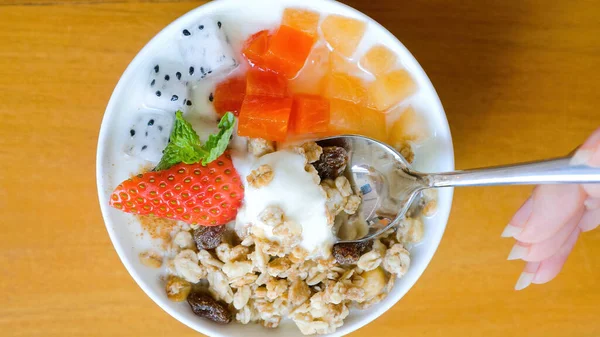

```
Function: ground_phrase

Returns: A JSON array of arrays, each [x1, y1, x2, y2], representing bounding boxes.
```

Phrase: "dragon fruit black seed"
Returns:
[[176, 72, 182, 80], [199, 25, 204, 30], [186, 100, 193, 106], [148, 119, 155, 126], [189, 66, 195, 75], [217, 21, 222, 29], [200, 67, 205, 75], [154, 65, 159, 73], [150, 79, 155, 86], [171, 95, 179, 101], [145, 131, 148, 136], [130, 129, 135, 137], [142, 145, 148, 151], [158, 126, 163, 131], [155, 91, 161, 97], [182, 29, 191, 36], [164, 74, 170, 81], [209, 93, 214, 102]]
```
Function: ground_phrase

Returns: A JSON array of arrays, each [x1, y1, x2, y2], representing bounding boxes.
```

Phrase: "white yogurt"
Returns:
[[233, 150, 334, 257]]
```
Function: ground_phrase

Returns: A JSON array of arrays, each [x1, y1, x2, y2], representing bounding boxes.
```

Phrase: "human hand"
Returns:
[[501, 127, 600, 290]]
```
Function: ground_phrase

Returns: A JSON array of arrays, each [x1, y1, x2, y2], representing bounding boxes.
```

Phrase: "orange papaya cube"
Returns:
[[321, 15, 367, 58], [328, 99, 387, 141], [324, 72, 369, 105], [360, 45, 397, 75], [368, 69, 417, 111], [242, 30, 271, 69], [282, 8, 321, 37], [246, 69, 288, 97], [266, 25, 315, 79], [238, 96, 293, 141], [213, 75, 247, 116], [289, 94, 330, 134], [289, 43, 331, 95], [388, 106, 430, 145]]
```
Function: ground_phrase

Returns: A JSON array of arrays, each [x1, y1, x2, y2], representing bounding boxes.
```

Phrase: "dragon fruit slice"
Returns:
[[178, 18, 238, 80], [145, 61, 192, 112], [124, 110, 174, 163]]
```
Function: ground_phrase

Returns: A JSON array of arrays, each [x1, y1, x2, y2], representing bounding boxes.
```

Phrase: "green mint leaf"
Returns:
[[201, 112, 236, 165], [155, 111, 235, 171], [155, 111, 207, 171]]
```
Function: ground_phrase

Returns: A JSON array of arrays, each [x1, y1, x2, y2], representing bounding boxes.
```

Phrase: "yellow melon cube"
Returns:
[[329, 99, 387, 141], [360, 45, 397, 75], [324, 72, 369, 105], [368, 69, 417, 111], [321, 14, 367, 58], [290, 43, 330, 94], [282, 8, 321, 37], [388, 106, 430, 146]]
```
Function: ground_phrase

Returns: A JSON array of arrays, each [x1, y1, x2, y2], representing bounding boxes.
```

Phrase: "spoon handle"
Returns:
[[427, 156, 600, 187]]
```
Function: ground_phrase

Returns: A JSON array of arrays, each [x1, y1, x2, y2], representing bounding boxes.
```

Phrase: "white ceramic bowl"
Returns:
[[96, 0, 454, 336]]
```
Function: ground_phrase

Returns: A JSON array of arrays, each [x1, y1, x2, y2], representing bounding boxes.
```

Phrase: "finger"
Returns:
[[501, 197, 533, 237], [515, 185, 586, 243], [582, 184, 600, 198], [531, 228, 580, 284], [571, 128, 600, 197], [508, 207, 582, 262], [584, 197, 600, 210], [578, 207, 600, 232]]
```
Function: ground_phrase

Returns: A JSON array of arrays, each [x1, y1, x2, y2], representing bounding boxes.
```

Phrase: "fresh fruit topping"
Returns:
[[238, 96, 293, 141], [324, 72, 369, 105], [242, 30, 271, 70], [213, 75, 247, 116], [282, 8, 320, 37], [388, 106, 430, 145], [289, 43, 330, 95], [246, 69, 288, 97], [145, 61, 191, 112], [329, 52, 359, 75], [360, 45, 397, 75], [178, 18, 238, 80], [328, 99, 387, 141], [266, 25, 316, 78], [156, 111, 235, 171], [368, 69, 416, 111], [110, 154, 244, 226], [125, 111, 174, 163], [289, 94, 330, 134], [321, 15, 367, 58]]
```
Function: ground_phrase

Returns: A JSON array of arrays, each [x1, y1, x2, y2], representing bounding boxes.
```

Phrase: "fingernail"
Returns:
[[570, 149, 593, 166], [501, 224, 523, 238], [515, 272, 534, 290], [507, 244, 528, 260]]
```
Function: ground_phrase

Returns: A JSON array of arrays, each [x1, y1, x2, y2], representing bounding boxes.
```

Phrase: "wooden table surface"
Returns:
[[1, 0, 599, 336]]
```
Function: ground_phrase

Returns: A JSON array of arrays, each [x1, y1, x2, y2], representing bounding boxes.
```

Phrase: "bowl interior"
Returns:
[[96, 0, 455, 336]]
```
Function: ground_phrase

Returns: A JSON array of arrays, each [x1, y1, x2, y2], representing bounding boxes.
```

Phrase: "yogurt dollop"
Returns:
[[233, 150, 334, 257]]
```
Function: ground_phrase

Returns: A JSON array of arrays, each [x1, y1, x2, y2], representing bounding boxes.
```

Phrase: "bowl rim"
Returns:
[[96, 0, 455, 336]]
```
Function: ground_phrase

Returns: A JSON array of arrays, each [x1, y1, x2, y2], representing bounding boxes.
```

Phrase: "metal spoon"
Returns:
[[316, 135, 600, 244]]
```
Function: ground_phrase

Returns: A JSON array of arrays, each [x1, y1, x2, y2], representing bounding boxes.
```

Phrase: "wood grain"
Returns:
[[1, 1, 599, 336]]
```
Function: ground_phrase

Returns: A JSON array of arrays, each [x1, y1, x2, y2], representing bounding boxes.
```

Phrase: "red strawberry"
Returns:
[[109, 153, 244, 226]]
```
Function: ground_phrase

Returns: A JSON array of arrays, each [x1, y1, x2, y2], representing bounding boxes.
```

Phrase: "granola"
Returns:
[[155, 141, 430, 335]]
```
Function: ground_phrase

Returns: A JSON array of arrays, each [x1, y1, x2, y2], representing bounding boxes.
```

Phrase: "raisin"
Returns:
[[313, 146, 348, 180], [187, 292, 232, 324], [332, 240, 373, 265], [193, 225, 226, 250]]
